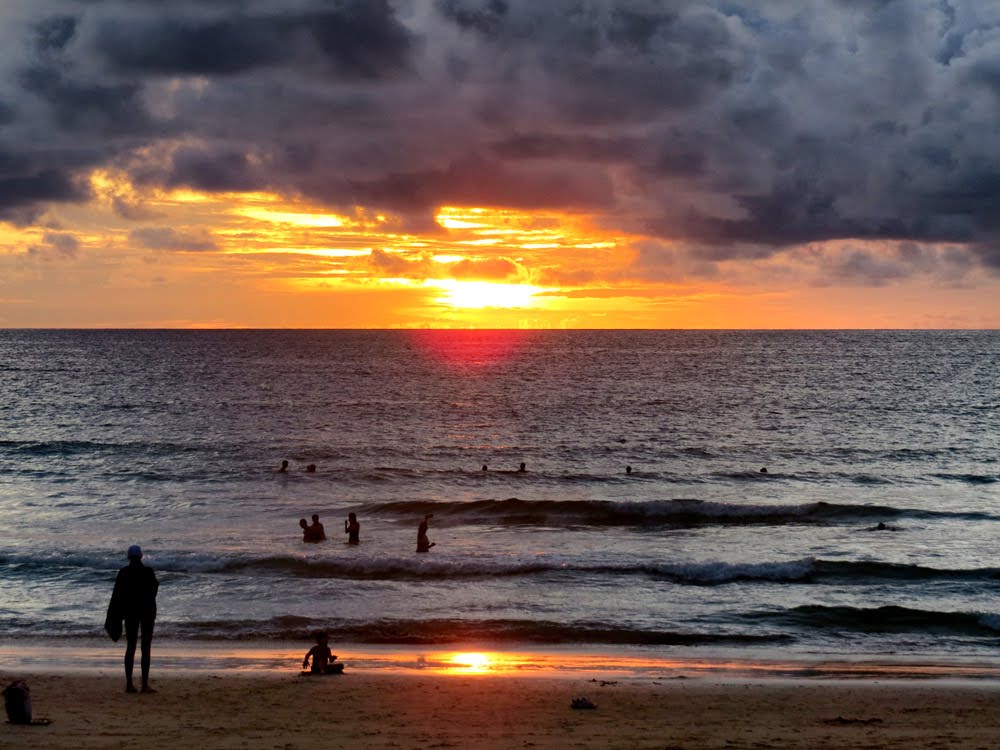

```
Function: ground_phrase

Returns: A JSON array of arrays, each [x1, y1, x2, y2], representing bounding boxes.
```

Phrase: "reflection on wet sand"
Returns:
[[4, 642, 998, 682]]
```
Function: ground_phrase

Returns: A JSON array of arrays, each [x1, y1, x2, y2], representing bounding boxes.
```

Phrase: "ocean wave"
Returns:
[[212, 555, 825, 584], [711, 470, 894, 485], [6, 550, 998, 586], [159, 617, 798, 646], [755, 605, 1000, 637], [929, 473, 998, 485], [363, 497, 1000, 527], [0, 438, 199, 454], [5, 605, 997, 645], [212, 556, 998, 585], [0, 612, 794, 645], [1, 550, 813, 583], [813, 560, 1000, 582]]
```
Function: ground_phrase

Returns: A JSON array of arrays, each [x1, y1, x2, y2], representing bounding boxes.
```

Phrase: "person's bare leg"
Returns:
[[124, 619, 139, 692], [139, 617, 156, 693]]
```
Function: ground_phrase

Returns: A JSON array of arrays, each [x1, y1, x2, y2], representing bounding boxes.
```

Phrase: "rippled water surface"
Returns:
[[0, 330, 997, 658]]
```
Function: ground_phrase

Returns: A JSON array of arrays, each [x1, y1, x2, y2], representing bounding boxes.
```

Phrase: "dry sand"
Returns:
[[3, 671, 998, 749]]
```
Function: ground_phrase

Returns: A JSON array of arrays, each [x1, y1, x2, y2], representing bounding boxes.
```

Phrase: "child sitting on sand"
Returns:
[[302, 632, 343, 674]]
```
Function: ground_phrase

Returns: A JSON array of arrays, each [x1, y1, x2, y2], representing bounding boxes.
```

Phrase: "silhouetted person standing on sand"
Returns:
[[106, 545, 158, 694], [345, 512, 360, 545], [416, 514, 435, 553]]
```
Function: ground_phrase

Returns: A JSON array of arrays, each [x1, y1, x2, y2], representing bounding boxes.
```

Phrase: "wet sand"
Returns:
[[3, 670, 999, 750]]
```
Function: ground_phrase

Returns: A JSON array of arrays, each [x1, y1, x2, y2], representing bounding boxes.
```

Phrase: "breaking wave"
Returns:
[[363, 497, 1000, 527], [5, 551, 998, 586], [753, 605, 1000, 637]]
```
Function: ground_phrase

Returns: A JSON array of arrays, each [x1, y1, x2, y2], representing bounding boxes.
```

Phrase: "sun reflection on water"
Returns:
[[407, 329, 535, 370]]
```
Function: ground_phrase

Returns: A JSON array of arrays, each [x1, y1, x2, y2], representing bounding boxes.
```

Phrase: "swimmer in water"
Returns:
[[345, 512, 360, 545], [626, 465, 632, 475], [299, 518, 316, 543], [416, 514, 435, 553], [759, 467, 768, 474], [305, 463, 316, 473], [279, 460, 289, 473], [309, 514, 326, 541], [518, 462, 526, 472]]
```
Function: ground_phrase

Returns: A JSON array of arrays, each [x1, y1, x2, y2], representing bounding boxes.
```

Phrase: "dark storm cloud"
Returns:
[[163, 147, 257, 193], [439, 0, 740, 121], [350, 156, 614, 212], [34, 15, 77, 52], [0, 0, 414, 223], [309, 1, 413, 79], [19, 65, 152, 133], [0, 169, 88, 220], [0, 100, 14, 126], [0, 150, 29, 174], [95, 16, 288, 75], [1, 0, 1000, 278], [95, 1, 413, 79], [492, 133, 637, 162], [436, 0, 509, 38]]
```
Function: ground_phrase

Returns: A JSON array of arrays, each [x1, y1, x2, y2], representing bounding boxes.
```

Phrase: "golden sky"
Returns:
[[1, 172, 996, 328], [2, 1, 999, 328]]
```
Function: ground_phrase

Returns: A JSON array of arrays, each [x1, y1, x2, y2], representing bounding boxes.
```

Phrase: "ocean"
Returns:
[[1, 330, 997, 666]]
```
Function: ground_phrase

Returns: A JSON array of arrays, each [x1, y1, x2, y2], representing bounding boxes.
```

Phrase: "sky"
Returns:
[[1, 0, 999, 328]]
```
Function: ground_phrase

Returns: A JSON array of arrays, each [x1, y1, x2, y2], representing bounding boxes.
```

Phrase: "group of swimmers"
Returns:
[[298, 512, 362, 543], [284, 458, 650, 553], [279, 459, 316, 473], [297, 514, 327, 542], [287, 460, 781, 554], [298, 511, 433, 552], [282, 458, 776, 479], [283, 459, 535, 475]]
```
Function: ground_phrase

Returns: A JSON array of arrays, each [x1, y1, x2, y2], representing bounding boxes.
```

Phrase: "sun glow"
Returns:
[[449, 652, 494, 673], [432, 280, 545, 309]]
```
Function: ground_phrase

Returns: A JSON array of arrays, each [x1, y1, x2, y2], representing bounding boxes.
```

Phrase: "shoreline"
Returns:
[[4, 641, 1000, 748], [3, 669, 999, 750], [3, 638, 1000, 682]]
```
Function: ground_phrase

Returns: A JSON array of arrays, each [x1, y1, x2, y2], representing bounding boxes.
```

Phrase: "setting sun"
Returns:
[[432, 280, 546, 309]]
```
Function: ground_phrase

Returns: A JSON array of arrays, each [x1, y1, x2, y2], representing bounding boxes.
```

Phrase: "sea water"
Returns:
[[0, 330, 997, 661]]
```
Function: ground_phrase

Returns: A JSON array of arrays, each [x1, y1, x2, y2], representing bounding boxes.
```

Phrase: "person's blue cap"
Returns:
[[127, 544, 143, 559]]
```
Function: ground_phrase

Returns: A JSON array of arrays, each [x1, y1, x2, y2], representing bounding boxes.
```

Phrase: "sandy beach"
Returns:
[[4, 667, 999, 750]]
